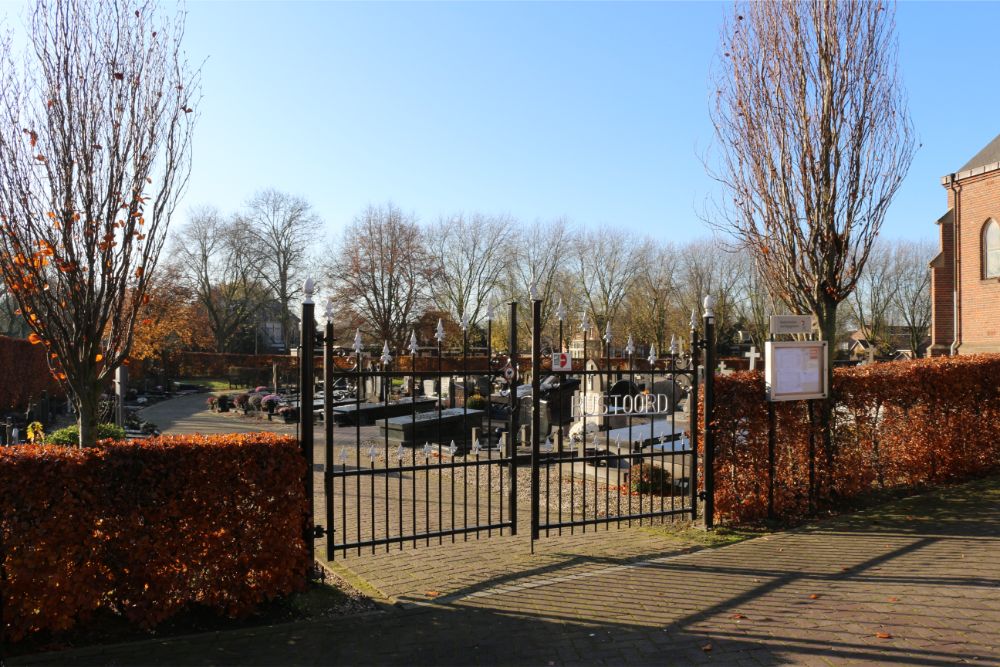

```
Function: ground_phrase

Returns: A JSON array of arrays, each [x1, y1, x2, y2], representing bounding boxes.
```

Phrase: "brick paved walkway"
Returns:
[[14, 476, 999, 666]]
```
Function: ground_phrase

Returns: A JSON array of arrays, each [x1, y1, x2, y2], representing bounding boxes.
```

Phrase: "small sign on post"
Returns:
[[769, 315, 815, 336], [552, 351, 572, 371]]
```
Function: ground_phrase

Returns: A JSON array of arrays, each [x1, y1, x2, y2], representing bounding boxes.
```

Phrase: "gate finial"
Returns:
[[380, 341, 392, 366], [435, 318, 445, 343], [648, 344, 657, 366], [352, 328, 362, 354]]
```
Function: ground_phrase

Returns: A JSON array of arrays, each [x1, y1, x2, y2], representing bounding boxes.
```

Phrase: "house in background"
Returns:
[[930, 133, 1000, 356]]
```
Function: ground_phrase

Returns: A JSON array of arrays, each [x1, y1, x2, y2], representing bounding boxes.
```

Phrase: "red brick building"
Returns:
[[930, 134, 1000, 356]]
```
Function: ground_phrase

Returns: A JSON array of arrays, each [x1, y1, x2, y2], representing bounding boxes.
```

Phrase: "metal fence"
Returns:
[[299, 291, 717, 560]]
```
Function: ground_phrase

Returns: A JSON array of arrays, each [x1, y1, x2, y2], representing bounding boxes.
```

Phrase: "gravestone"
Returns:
[[744, 346, 761, 371], [377, 407, 484, 451], [651, 378, 685, 412]]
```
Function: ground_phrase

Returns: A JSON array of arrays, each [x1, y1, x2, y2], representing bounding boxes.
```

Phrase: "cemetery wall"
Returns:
[[0, 432, 309, 641], [702, 355, 1000, 524], [0, 334, 65, 411]]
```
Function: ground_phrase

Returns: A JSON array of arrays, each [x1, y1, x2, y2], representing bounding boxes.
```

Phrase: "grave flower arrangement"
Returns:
[[261, 394, 282, 415], [233, 393, 250, 413], [276, 406, 298, 423]]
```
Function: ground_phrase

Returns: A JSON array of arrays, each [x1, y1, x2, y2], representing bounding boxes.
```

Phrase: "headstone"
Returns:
[[651, 379, 685, 412], [865, 347, 875, 365], [499, 432, 510, 457], [423, 379, 437, 397], [744, 346, 761, 371]]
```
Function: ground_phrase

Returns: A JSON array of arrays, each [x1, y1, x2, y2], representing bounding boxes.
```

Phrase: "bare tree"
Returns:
[[427, 212, 515, 340], [0, 0, 197, 445], [848, 240, 895, 353], [892, 239, 934, 355], [733, 253, 779, 349], [329, 203, 435, 350], [499, 219, 573, 351], [675, 240, 744, 346], [242, 189, 322, 351], [174, 208, 263, 353], [573, 227, 646, 353], [623, 240, 678, 353], [710, 0, 915, 373]]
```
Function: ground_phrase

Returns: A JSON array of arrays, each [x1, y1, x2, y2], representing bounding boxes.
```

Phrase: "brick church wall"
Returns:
[[955, 171, 1000, 354]]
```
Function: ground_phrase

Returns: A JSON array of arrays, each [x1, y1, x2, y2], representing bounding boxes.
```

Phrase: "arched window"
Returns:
[[985, 219, 1000, 279]]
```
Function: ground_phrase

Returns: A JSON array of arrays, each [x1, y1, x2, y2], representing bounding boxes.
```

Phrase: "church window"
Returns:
[[984, 219, 1000, 279]]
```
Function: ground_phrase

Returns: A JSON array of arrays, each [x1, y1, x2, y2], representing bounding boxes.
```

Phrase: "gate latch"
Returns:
[[698, 491, 708, 501], [313, 525, 327, 539]]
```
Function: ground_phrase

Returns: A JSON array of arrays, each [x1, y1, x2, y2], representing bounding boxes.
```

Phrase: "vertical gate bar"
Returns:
[[580, 326, 586, 534], [667, 351, 674, 516], [437, 336, 444, 544], [324, 311, 334, 561], [508, 301, 518, 536], [530, 297, 541, 544], [603, 326, 610, 530], [384, 353, 390, 552], [557, 317, 564, 535], [623, 345, 632, 528], [703, 297, 716, 530], [463, 327, 468, 540], [487, 316, 493, 537], [355, 346, 362, 556], [299, 283, 316, 566], [410, 335, 417, 546], [689, 311, 700, 522]]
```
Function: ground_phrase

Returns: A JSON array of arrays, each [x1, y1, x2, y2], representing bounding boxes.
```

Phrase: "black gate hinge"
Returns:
[[698, 491, 708, 501], [313, 525, 327, 539]]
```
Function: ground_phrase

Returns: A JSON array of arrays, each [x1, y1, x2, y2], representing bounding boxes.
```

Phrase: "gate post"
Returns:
[[323, 298, 335, 561], [689, 309, 700, 522], [507, 301, 519, 536], [702, 296, 716, 530], [530, 292, 542, 543], [300, 278, 316, 563]]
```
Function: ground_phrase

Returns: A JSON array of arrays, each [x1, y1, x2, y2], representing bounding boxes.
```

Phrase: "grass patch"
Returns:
[[638, 521, 772, 549]]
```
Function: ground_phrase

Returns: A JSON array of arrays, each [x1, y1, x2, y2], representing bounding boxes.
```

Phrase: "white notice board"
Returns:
[[764, 341, 828, 401]]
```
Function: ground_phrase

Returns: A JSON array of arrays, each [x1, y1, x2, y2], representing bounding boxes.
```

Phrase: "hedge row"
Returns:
[[0, 334, 64, 411], [0, 433, 309, 642], [702, 355, 1000, 524]]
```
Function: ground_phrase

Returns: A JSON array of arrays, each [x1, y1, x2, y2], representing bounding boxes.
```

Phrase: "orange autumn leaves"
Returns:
[[0, 433, 309, 642], [701, 355, 1000, 525]]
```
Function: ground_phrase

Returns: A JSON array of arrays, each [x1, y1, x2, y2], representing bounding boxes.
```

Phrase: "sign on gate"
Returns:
[[552, 351, 572, 371]]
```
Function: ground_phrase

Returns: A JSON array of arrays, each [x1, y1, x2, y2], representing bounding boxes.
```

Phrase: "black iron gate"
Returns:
[[525, 296, 716, 545], [301, 291, 716, 561]]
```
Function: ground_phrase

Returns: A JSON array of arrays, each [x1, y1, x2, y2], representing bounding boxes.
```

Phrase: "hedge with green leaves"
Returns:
[[0, 432, 309, 641], [701, 355, 1000, 524]]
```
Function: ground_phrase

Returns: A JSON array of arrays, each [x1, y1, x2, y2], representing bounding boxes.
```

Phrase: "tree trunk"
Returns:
[[77, 392, 100, 448], [816, 298, 839, 502]]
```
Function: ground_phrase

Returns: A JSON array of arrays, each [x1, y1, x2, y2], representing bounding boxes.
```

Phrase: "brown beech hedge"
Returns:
[[701, 355, 1000, 525], [0, 432, 309, 642]]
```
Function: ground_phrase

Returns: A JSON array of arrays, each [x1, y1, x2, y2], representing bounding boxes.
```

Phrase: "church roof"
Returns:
[[959, 133, 1000, 172]]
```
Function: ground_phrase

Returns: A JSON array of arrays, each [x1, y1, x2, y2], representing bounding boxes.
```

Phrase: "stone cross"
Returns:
[[744, 346, 761, 371]]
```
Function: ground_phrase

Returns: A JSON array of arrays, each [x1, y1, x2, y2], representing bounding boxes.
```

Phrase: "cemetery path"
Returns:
[[138, 393, 299, 436], [14, 476, 1000, 666]]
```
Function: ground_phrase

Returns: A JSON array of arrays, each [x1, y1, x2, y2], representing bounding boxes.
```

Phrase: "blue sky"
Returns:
[[4, 1, 1000, 243]]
